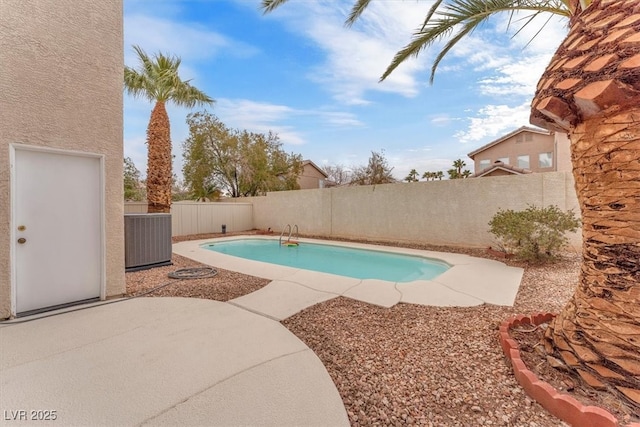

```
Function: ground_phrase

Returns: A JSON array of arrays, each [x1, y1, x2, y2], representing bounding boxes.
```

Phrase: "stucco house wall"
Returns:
[[0, 1, 124, 318], [297, 160, 328, 190], [469, 127, 557, 174], [555, 132, 573, 172]]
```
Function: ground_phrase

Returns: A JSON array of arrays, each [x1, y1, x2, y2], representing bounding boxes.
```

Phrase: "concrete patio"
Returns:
[[1, 238, 524, 426], [0, 297, 349, 426]]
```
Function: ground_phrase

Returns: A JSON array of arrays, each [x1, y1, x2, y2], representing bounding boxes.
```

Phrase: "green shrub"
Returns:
[[488, 205, 580, 262]]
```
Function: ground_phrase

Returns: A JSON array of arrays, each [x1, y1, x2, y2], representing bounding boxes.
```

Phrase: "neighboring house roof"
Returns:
[[467, 126, 551, 158], [472, 161, 532, 178], [301, 160, 329, 178]]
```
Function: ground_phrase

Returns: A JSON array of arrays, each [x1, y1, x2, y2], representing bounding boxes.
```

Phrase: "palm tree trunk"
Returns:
[[146, 101, 172, 213], [544, 108, 640, 409], [529, 0, 640, 410]]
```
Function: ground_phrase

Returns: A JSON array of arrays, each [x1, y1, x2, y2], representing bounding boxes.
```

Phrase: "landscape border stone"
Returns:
[[499, 313, 640, 427]]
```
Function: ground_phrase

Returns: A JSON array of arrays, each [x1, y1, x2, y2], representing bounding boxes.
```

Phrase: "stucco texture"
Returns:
[[249, 172, 581, 251], [0, 1, 124, 318]]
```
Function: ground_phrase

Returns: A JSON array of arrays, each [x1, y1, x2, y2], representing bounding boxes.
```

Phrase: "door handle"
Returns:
[[17, 237, 26, 244]]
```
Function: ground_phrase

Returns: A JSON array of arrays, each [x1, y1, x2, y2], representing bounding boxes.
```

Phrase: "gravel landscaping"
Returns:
[[124, 233, 632, 426]]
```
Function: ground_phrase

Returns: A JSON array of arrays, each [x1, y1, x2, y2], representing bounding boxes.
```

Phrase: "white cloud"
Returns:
[[496, 11, 568, 55], [429, 114, 455, 127], [214, 99, 305, 146], [449, 11, 567, 146], [215, 98, 365, 146], [320, 111, 365, 127], [477, 53, 551, 97], [124, 14, 258, 76], [455, 102, 532, 143], [264, 0, 433, 104]]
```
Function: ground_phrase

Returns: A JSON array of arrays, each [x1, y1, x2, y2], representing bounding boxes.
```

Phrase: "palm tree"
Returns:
[[263, 0, 640, 409], [529, 3, 640, 410], [448, 159, 472, 179], [124, 45, 214, 213], [453, 159, 466, 174], [405, 168, 420, 182]]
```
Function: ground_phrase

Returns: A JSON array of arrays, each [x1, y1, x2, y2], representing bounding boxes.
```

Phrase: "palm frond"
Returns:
[[380, 0, 570, 82], [124, 44, 214, 107], [421, 0, 445, 31], [345, 0, 372, 27], [261, 0, 290, 14]]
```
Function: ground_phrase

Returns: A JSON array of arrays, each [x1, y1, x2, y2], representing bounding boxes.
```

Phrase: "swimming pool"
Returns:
[[202, 239, 450, 282]]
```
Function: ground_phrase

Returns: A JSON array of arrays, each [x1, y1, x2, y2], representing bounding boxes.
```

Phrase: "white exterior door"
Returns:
[[13, 147, 103, 315]]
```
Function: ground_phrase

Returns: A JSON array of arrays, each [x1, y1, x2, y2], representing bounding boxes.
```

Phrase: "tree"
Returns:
[[124, 45, 214, 213], [422, 170, 444, 181], [529, 3, 640, 409], [448, 159, 472, 179], [323, 164, 352, 186], [263, 0, 640, 410], [123, 157, 145, 201], [350, 150, 395, 185], [405, 168, 420, 182], [171, 175, 194, 201], [182, 111, 303, 197]]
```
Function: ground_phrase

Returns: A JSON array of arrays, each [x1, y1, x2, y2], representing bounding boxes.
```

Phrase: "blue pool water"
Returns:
[[203, 239, 450, 282]]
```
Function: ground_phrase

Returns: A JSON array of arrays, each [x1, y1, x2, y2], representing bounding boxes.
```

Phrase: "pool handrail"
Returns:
[[279, 224, 299, 245]]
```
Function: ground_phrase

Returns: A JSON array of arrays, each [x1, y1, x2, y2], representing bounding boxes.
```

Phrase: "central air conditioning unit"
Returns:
[[124, 213, 172, 271]]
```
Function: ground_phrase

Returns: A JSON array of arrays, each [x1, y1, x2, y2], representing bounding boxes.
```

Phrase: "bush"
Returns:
[[488, 205, 580, 262]]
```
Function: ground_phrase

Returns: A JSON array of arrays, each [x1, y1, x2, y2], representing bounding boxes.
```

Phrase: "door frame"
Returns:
[[9, 143, 106, 317]]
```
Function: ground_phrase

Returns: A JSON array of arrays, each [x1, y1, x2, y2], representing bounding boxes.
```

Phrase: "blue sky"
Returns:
[[123, 0, 568, 181]]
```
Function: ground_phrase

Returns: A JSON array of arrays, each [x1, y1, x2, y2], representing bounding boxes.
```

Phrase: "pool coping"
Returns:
[[173, 236, 524, 315]]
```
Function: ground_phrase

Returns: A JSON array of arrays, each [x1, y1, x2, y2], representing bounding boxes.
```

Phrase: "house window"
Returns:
[[497, 157, 509, 165], [479, 159, 490, 170], [517, 155, 530, 169], [539, 152, 553, 168], [516, 133, 533, 143]]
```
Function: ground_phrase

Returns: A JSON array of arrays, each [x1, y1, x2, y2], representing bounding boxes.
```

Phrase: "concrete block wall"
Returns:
[[248, 172, 581, 250]]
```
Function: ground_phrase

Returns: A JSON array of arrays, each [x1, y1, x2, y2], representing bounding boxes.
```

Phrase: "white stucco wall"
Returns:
[[247, 172, 581, 251], [0, 1, 124, 318]]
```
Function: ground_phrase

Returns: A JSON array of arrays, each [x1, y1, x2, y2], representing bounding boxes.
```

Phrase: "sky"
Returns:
[[123, 0, 569, 182]]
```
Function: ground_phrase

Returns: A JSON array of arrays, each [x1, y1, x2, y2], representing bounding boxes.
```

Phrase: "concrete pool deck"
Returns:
[[173, 236, 525, 321], [0, 238, 524, 426], [0, 297, 350, 426]]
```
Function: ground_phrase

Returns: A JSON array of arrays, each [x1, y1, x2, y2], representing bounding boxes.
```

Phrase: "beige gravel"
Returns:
[[125, 233, 584, 426]]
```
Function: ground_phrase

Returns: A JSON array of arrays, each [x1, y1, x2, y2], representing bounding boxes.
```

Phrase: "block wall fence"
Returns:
[[127, 171, 581, 251]]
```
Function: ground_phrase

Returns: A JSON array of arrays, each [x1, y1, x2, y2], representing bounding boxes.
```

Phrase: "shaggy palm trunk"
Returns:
[[146, 101, 172, 213], [547, 110, 640, 408], [530, 0, 640, 410]]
